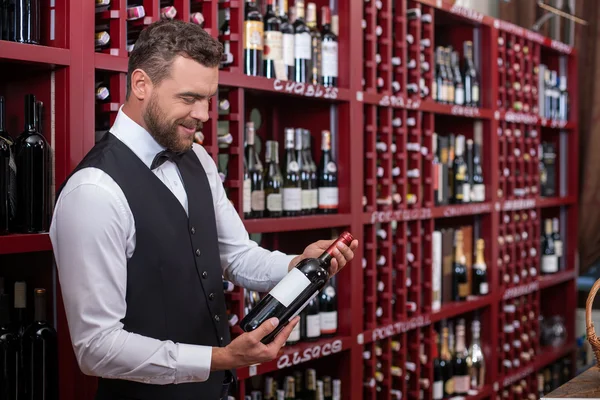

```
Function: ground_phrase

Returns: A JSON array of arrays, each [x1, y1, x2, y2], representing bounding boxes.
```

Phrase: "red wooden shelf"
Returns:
[[431, 295, 493, 323], [365, 203, 493, 224], [0, 233, 53, 255], [219, 71, 351, 101], [431, 202, 493, 218], [466, 385, 494, 400], [360, 314, 433, 345], [243, 214, 352, 233], [236, 335, 352, 379], [0, 41, 70, 67], [539, 270, 577, 290], [537, 196, 577, 208], [500, 196, 575, 212], [540, 118, 577, 130], [94, 53, 128, 72]]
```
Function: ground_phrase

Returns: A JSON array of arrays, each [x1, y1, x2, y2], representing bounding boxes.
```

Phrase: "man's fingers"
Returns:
[[336, 241, 355, 262], [250, 317, 279, 342], [269, 316, 300, 350]]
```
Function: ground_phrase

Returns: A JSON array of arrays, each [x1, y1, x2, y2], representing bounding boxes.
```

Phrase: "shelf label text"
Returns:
[[370, 208, 432, 223], [501, 111, 539, 125], [371, 315, 431, 341], [276, 339, 344, 370], [450, 105, 481, 118], [273, 80, 339, 99], [441, 203, 492, 217], [502, 198, 536, 211], [502, 281, 539, 300], [550, 40, 572, 54], [449, 4, 484, 23]]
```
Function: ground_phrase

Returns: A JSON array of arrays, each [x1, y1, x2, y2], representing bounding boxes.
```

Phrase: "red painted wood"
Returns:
[[0, 234, 53, 254], [0, 41, 70, 65]]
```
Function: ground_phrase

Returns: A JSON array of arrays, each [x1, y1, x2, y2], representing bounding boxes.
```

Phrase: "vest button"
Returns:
[[202, 271, 208, 279], [214, 315, 220, 322], [209, 293, 215, 300], [190, 227, 196, 234], [220, 336, 224, 343], [195, 249, 201, 256]]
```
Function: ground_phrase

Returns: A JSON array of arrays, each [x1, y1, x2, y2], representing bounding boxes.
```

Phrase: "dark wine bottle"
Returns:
[[439, 325, 454, 398], [0, 278, 19, 400], [463, 41, 480, 107], [263, 0, 282, 79], [264, 140, 283, 218], [317, 130, 338, 214], [282, 128, 301, 217], [303, 129, 318, 214], [278, 0, 295, 81], [0, 96, 17, 235], [239, 231, 354, 344], [296, 128, 311, 216], [318, 280, 337, 337], [15, 94, 50, 233], [320, 6, 338, 87], [432, 332, 443, 400], [452, 230, 468, 302], [306, 2, 321, 86], [301, 296, 320, 341], [245, 122, 264, 218], [22, 288, 58, 400], [14, 0, 40, 44], [13, 281, 27, 399], [244, 0, 263, 76], [453, 320, 469, 396], [293, 0, 311, 83], [452, 135, 467, 204]]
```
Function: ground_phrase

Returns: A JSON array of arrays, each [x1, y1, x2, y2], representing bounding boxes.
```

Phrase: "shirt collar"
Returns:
[[110, 105, 165, 169]]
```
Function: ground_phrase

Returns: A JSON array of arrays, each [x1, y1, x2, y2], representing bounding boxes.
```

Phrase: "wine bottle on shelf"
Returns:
[[296, 129, 311, 215], [434, 47, 447, 104], [452, 135, 468, 204], [244, 0, 264, 76], [433, 332, 443, 400], [15, 94, 50, 233], [320, 6, 337, 87], [293, 0, 311, 83], [219, 8, 234, 68], [467, 318, 486, 391], [284, 376, 296, 400], [0, 279, 18, 400], [301, 292, 320, 342], [305, 369, 317, 399], [319, 279, 337, 337], [244, 122, 264, 218], [552, 218, 563, 268], [239, 231, 354, 343], [453, 230, 468, 302], [472, 239, 488, 296], [471, 141, 485, 202], [452, 320, 469, 396], [286, 314, 301, 345], [263, 0, 282, 79], [451, 51, 464, 106], [95, 83, 110, 102], [463, 41, 480, 107], [306, 3, 321, 85], [444, 48, 455, 104], [440, 325, 454, 398], [278, 0, 295, 81], [541, 219, 558, 274], [14, 0, 40, 44], [264, 140, 283, 218], [22, 288, 58, 400], [0, 96, 16, 235], [317, 130, 338, 214], [282, 128, 302, 217]]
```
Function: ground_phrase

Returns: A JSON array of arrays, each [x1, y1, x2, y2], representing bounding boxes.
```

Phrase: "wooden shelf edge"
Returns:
[[0, 41, 70, 66], [243, 214, 352, 233], [466, 385, 494, 400], [94, 53, 128, 72], [539, 270, 576, 290], [500, 196, 575, 212], [363, 203, 492, 224], [0, 233, 53, 255], [219, 71, 351, 102], [361, 314, 433, 345], [236, 335, 352, 379], [431, 295, 493, 323]]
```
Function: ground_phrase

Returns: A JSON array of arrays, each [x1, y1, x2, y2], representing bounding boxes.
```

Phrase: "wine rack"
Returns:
[[0, 0, 580, 399]]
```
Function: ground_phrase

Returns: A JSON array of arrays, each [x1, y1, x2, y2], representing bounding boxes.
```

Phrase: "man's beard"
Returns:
[[143, 93, 199, 153]]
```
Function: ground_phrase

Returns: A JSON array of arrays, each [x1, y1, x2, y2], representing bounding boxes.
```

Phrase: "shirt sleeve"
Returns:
[[192, 145, 296, 292], [49, 170, 213, 384]]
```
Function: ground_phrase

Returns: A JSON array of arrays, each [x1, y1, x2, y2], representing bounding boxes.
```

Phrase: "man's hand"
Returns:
[[211, 316, 300, 371], [289, 238, 359, 275]]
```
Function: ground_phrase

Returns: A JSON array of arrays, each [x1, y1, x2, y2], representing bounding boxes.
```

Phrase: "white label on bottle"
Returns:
[[301, 189, 312, 210], [243, 179, 251, 213], [295, 32, 312, 60], [472, 184, 485, 202], [267, 193, 282, 212], [283, 187, 302, 211], [542, 255, 558, 273], [310, 189, 319, 209], [288, 321, 301, 342], [283, 33, 295, 67], [472, 85, 480, 103], [433, 381, 443, 400], [455, 87, 465, 105], [327, 162, 337, 173], [306, 313, 321, 338], [462, 183, 471, 203], [318, 187, 338, 209], [454, 376, 470, 393], [269, 268, 312, 307], [321, 41, 338, 78], [555, 240, 563, 258], [251, 190, 265, 211], [320, 311, 337, 334], [480, 282, 489, 295], [264, 30, 283, 61]]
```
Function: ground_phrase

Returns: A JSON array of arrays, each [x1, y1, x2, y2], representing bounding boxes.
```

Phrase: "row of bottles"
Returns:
[[539, 65, 569, 121], [242, 0, 338, 86], [432, 43, 481, 107], [0, 279, 58, 399], [0, 0, 41, 44], [539, 141, 556, 198], [0, 94, 52, 235], [244, 123, 338, 218], [244, 369, 341, 400]]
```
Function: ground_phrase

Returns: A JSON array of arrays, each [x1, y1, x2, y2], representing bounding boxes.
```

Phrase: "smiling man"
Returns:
[[49, 19, 357, 400]]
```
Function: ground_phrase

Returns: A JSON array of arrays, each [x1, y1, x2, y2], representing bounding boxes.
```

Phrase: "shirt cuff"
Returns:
[[270, 254, 297, 289], [175, 343, 213, 383]]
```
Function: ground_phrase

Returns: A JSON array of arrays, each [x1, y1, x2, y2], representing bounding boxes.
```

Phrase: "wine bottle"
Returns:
[[317, 130, 338, 214], [293, 0, 311, 83], [22, 288, 58, 400], [282, 128, 302, 217], [219, 8, 234, 68], [263, 0, 282, 79], [301, 292, 320, 341], [467, 318, 486, 390], [435, 47, 447, 104], [296, 129, 311, 215], [318, 280, 337, 337], [305, 369, 317, 399], [278, 0, 295, 81], [15, 94, 50, 233], [264, 140, 283, 218], [552, 218, 563, 268], [453, 320, 469, 396], [463, 41, 480, 107], [0, 96, 16, 235], [453, 230, 468, 301], [320, 6, 337, 87], [541, 219, 557, 274], [303, 129, 318, 214], [323, 376, 333, 400], [245, 122, 264, 218], [444, 48, 455, 104], [433, 332, 443, 400], [284, 376, 295, 400], [0, 279, 18, 400], [244, 0, 263, 76], [286, 316, 301, 345], [239, 231, 354, 343], [440, 326, 454, 398], [471, 141, 485, 202], [14, 0, 40, 44], [306, 3, 321, 85], [472, 239, 488, 296], [294, 370, 304, 399], [451, 51, 464, 106], [13, 281, 27, 398], [452, 135, 468, 204]]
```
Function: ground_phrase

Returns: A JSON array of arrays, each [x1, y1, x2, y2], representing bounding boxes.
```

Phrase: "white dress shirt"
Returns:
[[49, 107, 295, 385]]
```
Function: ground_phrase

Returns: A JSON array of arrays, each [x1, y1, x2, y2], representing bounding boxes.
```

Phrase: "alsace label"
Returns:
[[269, 268, 311, 307], [276, 339, 344, 369], [273, 80, 339, 99], [371, 315, 431, 341], [502, 281, 539, 300]]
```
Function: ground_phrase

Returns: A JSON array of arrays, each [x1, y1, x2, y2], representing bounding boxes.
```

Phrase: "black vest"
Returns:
[[59, 133, 232, 400]]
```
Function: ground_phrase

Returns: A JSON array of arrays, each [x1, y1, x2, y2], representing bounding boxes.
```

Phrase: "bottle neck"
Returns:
[[24, 96, 38, 132], [0, 96, 5, 133], [317, 232, 353, 268], [34, 290, 47, 322]]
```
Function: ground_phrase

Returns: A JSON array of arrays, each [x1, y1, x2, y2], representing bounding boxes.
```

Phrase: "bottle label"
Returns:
[[288, 161, 299, 172], [479, 282, 489, 295], [472, 85, 480, 103], [251, 190, 265, 211], [321, 41, 338, 78], [295, 32, 312, 60], [318, 187, 338, 209], [288, 321, 301, 342], [310, 188, 319, 209], [283, 33, 295, 67], [306, 313, 321, 338], [264, 30, 283, 61], [269, 268, 311, 307], [243, 179, 251, 213], [455, 87, 465, 105], [244, 21, 264, 50], [444, 377, 454, 395], [459, 282, 469, 298], [555, 240, 563, 258], [320, 311, 337, 334], [542, 255, 558, 273], [433, 381, 443, 400], [267, 192, 282, 212], [283, 187, 302, 211], [301, 189, 312, 210], [454, 375, 469, 393], [472, 184, 485, 202], [326, 161, 337, 173], [462, 183, 471, 202]]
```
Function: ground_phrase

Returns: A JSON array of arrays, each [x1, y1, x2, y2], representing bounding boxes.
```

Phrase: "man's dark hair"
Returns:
[[126, 19, 223, 100]]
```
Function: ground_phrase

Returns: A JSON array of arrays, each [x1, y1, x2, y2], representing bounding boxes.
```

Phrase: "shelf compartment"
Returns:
[[243, 214, 352, 233], [431, 295, 493, 323], [0, 233, 53, 255], [0, 42, 70, 67], [94, 53, 128, 72]]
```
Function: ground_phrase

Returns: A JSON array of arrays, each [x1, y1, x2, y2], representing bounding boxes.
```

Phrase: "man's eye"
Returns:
[[183, 97, 195, 104]]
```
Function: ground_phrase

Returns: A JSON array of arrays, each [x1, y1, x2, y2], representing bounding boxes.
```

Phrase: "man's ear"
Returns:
[[130, 69, 151, 100]]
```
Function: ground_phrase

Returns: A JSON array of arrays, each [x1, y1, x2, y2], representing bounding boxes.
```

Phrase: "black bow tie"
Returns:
[[151, 150, 185, 170]]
